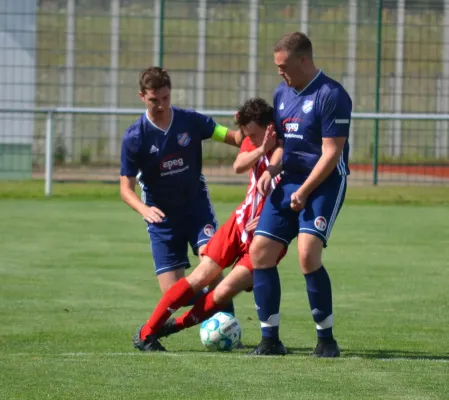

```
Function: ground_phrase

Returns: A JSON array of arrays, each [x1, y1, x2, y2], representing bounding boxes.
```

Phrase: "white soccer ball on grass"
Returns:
[[199, 312, 242, 352]]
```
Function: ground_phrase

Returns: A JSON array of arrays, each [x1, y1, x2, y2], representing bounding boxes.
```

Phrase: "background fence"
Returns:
[[1, 0, 449, 186]]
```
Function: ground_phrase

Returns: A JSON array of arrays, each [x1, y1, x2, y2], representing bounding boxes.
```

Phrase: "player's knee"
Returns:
[[187, 257, 220, 291], [249, 236, 279, 268], [212, 283, 234, 306], [298, 247, 322, 273], [298, 235, 323, 273]]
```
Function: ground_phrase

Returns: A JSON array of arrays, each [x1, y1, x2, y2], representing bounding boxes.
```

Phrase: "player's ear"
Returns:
[[138, 91, 145, 100]]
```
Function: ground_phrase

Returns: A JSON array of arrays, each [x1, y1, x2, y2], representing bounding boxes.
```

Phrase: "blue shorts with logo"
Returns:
[[254, 173, 347, 247], [145, 191, 218, 275]]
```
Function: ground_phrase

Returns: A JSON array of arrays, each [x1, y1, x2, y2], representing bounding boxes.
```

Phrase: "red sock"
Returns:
[[140, 278, 195, 339], [175, 289, 225, 330]]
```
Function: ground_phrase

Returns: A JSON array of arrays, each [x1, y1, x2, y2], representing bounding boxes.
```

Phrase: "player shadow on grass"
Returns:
[[278, 346, 449, 361], [163, 344, 449, 360], [340, 348, 449, 361]]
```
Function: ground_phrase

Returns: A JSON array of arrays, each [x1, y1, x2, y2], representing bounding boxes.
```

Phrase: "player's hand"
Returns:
[[257, 170, 274, 197], [245, 216, 260, 233], [290, 190, 307, 212], [261, 123, 277, 154], [142, 206, 166, 223]]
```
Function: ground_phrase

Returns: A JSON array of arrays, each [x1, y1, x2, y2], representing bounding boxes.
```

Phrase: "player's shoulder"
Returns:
[[172, 105, 201, 119], [122, 114, 145, 147], [318, 73, 351, 101], [240, 136, 256, 152], [274, 81, 288, 97]]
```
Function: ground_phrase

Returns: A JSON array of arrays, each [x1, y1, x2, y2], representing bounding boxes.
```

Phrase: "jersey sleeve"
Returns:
[[191, 110, 217, 140], [320, 88, 352, 138], [120, 129, 140, 177]]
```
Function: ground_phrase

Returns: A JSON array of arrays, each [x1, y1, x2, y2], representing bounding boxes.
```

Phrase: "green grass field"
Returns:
[[1, 184, 449, 399]]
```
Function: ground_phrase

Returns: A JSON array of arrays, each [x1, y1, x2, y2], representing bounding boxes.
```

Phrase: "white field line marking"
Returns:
[[4, 352, 449, 363]]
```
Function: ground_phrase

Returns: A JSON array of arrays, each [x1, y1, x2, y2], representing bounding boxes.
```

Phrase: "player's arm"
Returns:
[[120, 134, 165, 223], [265, 142, 284, 177], [194, 111, 244, 148], [211, 124, 244, 148], [120, 177, 165, 223], [233, 124, 277, 174], [291, 89, 351, 210], [233, 147, 265, 174], [257, 141, 283, 196]]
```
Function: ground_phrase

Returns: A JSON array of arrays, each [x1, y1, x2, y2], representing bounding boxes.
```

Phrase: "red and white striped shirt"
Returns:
[[234, 137, 280, 246]]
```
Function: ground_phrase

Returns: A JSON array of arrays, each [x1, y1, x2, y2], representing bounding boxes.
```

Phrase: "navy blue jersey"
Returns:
[[274, 71, 352, 177], [120, 106, 216, 213]]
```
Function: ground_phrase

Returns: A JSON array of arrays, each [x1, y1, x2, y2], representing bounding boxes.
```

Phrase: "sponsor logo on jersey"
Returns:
[[314, 216, 327, 231], [302, 100, 314, 114], [160, 155, 189, 176], [282, 117, 303, 139], [161, 157, 184, 170], [177, 132, 191, 147], [285, 122, 299, 133], [203, 224, 215, 237]]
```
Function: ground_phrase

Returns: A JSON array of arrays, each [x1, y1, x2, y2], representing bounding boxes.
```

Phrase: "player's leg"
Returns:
[[133, 219, 191, 351], [298, 174, 347, 358], [187, 186, 236, 317], [247, 181, 298, 356], [150, 218, 208, 304], [157, 268, 185, 293], [139, 256, 222, 333], [169, 260, 253, 334]]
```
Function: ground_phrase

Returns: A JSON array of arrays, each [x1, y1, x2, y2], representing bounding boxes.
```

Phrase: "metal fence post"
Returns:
[[372, 0, 383, 185], [153, 0, 165, 67], [45, 111, 54, 197], [196, 0, 207, 109], [159, 0, 165, 67], [109, 0, 120, 159]]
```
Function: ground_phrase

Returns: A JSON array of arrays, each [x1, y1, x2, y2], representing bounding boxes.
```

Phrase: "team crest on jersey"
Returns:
[[302, 100, 314, 114], [203, 224, 215, 237], [177, 132, 191, 147], [314, 216, 327, 231]]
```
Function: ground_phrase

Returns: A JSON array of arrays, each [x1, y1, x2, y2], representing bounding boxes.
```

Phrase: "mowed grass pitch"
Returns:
[[1, 184, 449, 399]]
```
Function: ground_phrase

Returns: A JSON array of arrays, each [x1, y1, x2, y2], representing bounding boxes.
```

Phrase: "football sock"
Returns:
[[222, 300, 235, 316], [174, 289, 223, 330], [185, 287, 209, 307], [253, 266, 281, 341], [140, 277, 195, 339], [304, 265, 334, 340]]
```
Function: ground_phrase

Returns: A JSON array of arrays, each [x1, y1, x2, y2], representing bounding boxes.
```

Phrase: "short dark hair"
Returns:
[[273, 31, 313, 59], [235, 97, 274, 128], [139, 67, 171, 93]]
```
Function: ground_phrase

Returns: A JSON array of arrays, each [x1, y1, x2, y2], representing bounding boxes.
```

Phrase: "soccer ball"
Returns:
[[199, 312, 242, 351]]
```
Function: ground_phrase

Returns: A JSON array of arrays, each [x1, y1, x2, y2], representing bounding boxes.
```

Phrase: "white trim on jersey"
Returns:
[[145, 107, 174, 135], [325, 176, 346, 240], [293, 69, 322, 96], [336, 153, 347, 176], [136, 171, 146, 204]]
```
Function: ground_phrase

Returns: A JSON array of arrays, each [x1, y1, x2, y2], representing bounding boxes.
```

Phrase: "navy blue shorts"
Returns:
[[255, 174, 347, 247], [146, 193, 218, 275]]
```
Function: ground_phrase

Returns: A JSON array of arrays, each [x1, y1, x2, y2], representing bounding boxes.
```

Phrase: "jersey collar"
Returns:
[[145, 107, 174, 135], [293, 69, 322, 96]]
